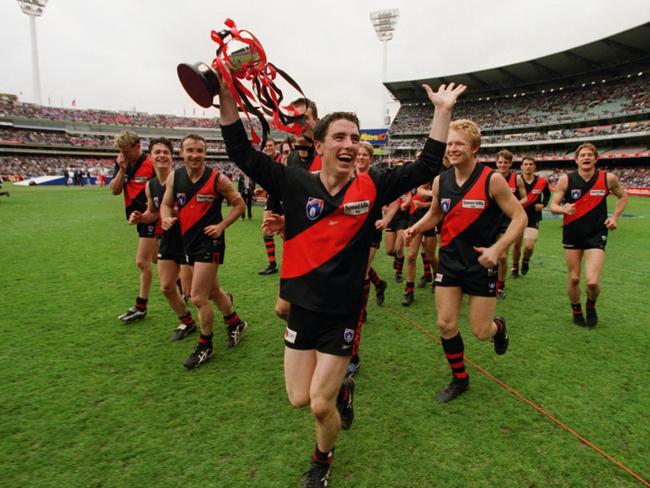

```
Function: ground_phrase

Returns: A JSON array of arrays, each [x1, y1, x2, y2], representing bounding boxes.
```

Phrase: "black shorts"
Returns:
[[526, 219, 541, 230], [186, 236, 226, 265], [386, 210, 409, 232], [408, 211, 436, 237], [370, 228, 382, 249], [137, 222, 157, 238], [434, 259, 497, 297], [158, 228, 187, 264], [284, 303, 360, 356], [563, 229, 608, 250]]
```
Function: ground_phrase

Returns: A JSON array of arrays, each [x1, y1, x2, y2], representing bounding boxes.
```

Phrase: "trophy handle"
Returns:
[[177, 62, 220, 108]]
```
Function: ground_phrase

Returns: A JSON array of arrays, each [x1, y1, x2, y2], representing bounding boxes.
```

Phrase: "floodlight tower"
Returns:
[[370, 8, 399, 127], [17, 0, 48, 105]]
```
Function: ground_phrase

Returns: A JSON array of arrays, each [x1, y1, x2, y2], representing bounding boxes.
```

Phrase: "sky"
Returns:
[[1, 0, 649, 128]]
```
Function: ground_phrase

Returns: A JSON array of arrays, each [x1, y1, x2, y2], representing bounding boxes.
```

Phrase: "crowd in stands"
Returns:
[[0, 95, 218, 129], [391, 75, 648, 134], [0, 156, 242, 181], [0, 128, 226, 151]]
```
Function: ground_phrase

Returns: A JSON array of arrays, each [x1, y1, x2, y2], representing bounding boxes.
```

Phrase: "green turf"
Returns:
[[1, 183, 649, 487]]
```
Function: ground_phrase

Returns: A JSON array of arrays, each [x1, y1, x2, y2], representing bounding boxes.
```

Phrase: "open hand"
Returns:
[[422, 82, 467, 111]]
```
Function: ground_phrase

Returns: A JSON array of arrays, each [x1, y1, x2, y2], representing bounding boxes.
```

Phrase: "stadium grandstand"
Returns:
[[1, 22, 649, 191], [384, 22, 650, 191]]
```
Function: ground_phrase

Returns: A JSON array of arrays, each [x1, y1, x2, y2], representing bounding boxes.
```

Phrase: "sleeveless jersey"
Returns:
[[562, 170, 609, 245], [223, 119, 446, 314], [113, 153, 154, 219], [172, 166, 224, 252], [438, 164, 502, 274], [149, 176, 184, 254], [522, 174, 550, 225]]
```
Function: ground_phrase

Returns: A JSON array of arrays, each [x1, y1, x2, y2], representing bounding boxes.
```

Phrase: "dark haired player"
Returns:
[[219, 71, 465, 487], [406, 119, 527, 403], [160, 134, 249, 368], [128, 138, 197, 341], [512, 156, 550, 277], [550, 143, 627, 327], [110, 130, 156, 323]]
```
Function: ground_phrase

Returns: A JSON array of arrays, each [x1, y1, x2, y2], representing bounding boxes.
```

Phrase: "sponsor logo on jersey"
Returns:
[[532, 189, 542, 194], [285, 327, 297, 344], [590, 189, 606, 196], [461, 199, 486, 209], [343, 200, 370, 216], [510, 187, 517, 193], [197, 193, 215, 203], [306, 197, 324, 220], [177, 193, 186, 206], [441, 198, 451, 213], [134, 176, 148, 184], [570, 189, 582, 200], [153, 196, 160, 208], [343, 328, 355, 343]]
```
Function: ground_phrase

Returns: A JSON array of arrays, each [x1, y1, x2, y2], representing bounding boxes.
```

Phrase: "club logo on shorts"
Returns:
[[441, 198, 451, 213], [461, 199, 486, 209], [197, 193, 215, 203], [343, 200, 370, 216], [153, 196, 160, 208], [343, 328, 355, 343], [435, 273, 443, 283], [570, 189, 582, 200], [590, 189, 606, 196], [177, 193, 187, 206], [306, 197, 324, 220], [285, 327, 297, 344]]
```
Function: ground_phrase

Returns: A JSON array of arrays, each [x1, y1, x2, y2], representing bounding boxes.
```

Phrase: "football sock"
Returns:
[[263, 236, 276, 265], [135, 296, 148, 310], [442, 333, 467, 381]]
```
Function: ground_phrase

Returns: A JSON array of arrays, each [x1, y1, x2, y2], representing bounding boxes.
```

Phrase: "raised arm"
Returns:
[[378, 83, 466, 203], [109, 155, 127, 195], [217, 69, 287, 197]]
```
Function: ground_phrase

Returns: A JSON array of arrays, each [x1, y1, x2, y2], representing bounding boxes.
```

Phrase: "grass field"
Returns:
[[1, 182, 649, 488]]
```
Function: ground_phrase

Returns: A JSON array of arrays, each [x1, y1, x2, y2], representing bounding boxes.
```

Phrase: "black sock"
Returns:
[[135, 296, 148, 310], [312, 445, 334, 464], [571, 303, 583, 316], [586, 299, 596, 310], [199, 333, 213, 346]]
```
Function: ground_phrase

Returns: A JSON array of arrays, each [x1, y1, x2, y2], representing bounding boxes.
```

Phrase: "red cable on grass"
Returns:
[[389, 308, 650, 487]]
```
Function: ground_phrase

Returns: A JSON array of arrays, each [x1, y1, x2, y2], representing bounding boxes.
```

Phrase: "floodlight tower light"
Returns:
[[17, 0, 48, 105], [370, 8, 399, 127]]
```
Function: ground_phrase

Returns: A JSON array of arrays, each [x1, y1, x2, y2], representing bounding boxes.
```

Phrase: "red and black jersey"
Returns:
[[438, 164, 502, 275], [171, 166, 224, 252], [522, 174, 551, 224], [562, 170, 609, 243], [149, 175, 184, 250], [113, 153, 154, 220], [223, 119, 445, 314], [287, 147, 322, 173]]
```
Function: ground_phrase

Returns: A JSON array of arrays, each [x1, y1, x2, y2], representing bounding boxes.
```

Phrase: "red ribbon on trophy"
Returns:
[[178, 18, 308, 147]]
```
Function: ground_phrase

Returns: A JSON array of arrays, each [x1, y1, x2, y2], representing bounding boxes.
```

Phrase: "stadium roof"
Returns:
[[385, 22, 650, 102]]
